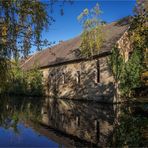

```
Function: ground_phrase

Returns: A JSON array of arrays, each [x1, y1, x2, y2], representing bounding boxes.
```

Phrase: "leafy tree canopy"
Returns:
[[77, 3, 104, 57], [110, 0, 148, 98], [0, 0, 73, 94]]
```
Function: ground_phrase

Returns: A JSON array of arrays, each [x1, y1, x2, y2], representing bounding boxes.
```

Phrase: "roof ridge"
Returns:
[[21, 19, 130, 70], [20, 51, 40, 68]]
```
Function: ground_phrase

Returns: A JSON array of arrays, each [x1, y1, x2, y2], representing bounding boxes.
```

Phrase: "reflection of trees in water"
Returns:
[[112, 103, 148, 147], [41, 98, 148, 147], [0, 97, 42, 133], [0, 97, 147, 147]]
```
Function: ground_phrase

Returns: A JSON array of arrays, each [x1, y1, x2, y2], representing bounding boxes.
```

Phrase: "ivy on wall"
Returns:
[[119, 48, 143, 97], [109, 47, 144, 98], [109, 2, 147, 98]]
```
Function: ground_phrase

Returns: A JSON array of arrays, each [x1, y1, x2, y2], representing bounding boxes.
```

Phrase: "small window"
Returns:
[[76, 71, 80, 84], [62, 72, 65, 84], [129, 51, 133, 59], [94, 70, 97, 83], [49, 73, 53, 84], [41, 71, 43, 77], [76, 116, 80, 127], [94, 120, 100, 141], [96, 59, 100, 83], [50, 73, 54, 77], [143, 9, 146, 12], [61, 114, 64, 122]]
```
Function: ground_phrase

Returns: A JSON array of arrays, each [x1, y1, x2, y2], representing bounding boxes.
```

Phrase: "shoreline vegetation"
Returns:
[[0, 61, 43, 97], [0, 96, 147, 147], [0, 0, 148, 98], [0, 1, 147, 147]]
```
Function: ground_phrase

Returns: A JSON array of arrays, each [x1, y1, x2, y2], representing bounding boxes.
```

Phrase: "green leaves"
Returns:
[[110, 47, 144, 97], [2, 61, 43, 96], [78, 3, 104, 58], [80, 26, 104, 57], [113, 105, 148, 147], [0, 0, 50, 59], [0, 58, 11, 94], [77, 8, 89, 23], [0, 0, 50, 92], [110, 7, 147, 98]]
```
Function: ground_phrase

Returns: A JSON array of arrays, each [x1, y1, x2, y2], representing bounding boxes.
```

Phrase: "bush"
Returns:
[[5, 61, 43, 96]]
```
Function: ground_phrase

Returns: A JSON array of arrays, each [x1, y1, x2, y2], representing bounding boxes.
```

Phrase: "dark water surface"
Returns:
[[0, 97, 147, 147]]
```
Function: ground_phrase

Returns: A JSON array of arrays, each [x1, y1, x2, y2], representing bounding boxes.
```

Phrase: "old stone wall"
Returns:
[[117, 30, 133, 62], [40, 55, 115, 102]]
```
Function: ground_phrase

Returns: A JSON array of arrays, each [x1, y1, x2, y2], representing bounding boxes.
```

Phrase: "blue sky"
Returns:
[[32, 0, 136, 53]]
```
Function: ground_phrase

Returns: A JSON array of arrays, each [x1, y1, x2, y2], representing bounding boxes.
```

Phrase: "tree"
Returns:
[[0, 0, 49, 94], [0, 0, 73, 94], [0, 0, 50, 58], [130, 0, 148, 87], [77, 3, 104, 57], [134, 0, 148, 19], [0, 57, 10, 94], [0, 0, 74, 59], [109, 0, 147, 98]]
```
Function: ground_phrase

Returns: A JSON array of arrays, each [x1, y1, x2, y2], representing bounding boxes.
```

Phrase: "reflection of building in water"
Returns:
[[41, 98, 116, 146]]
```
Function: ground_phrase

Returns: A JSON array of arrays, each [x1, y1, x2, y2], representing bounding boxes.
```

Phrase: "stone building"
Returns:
[[21, 18, 131, 103]]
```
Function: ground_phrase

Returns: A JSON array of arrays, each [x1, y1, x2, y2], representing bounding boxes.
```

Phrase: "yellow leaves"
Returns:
[[77, 8, 89, 21], [1, 24, 8, 44], [142, 71, 148, 77], [91, 3, 102, 16], [141, 71, 148, 86], [80, 26, 104, 57], [2, 24, 7, 36], [78, 3, 103, 57], [132, 24, 147, 42]]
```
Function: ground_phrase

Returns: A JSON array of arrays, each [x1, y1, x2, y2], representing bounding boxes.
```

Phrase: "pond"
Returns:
[[0, 97, 147, 147]]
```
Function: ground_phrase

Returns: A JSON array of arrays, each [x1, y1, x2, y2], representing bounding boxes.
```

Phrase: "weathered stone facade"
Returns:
[[40, 55, 116, 102], [117, 30, 133, 62]]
